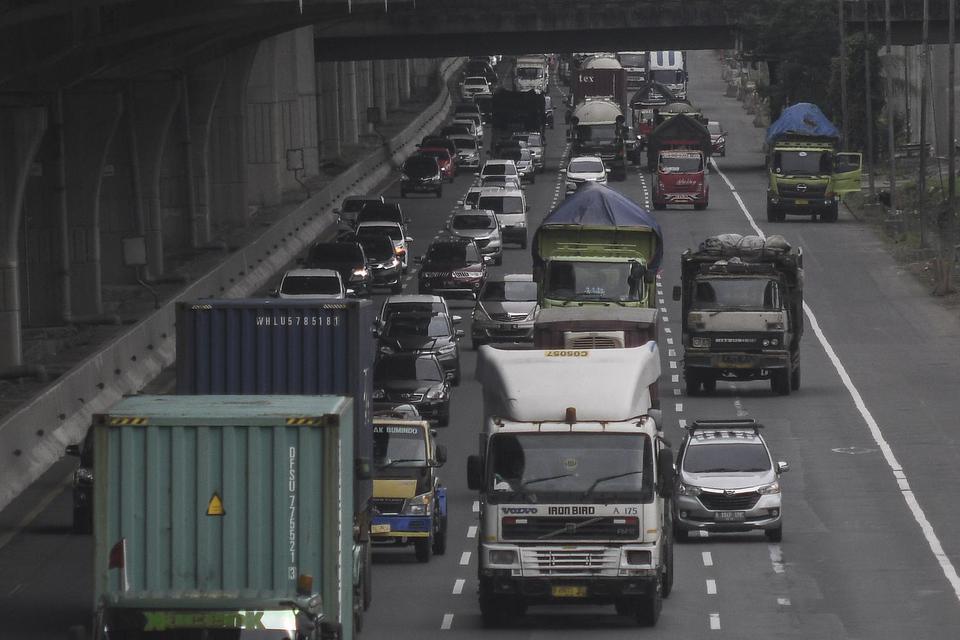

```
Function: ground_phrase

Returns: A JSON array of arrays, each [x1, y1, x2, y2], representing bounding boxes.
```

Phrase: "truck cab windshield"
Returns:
[[691, 277, 780, 310], [577, 124, 620, 143], [516, 67, 543, 80], [773, 150, 832, 176], [660, 156, 703, 173], [545, 261, 644, 303], [374, 424, 428, 468], [487, 433, 653, 502]]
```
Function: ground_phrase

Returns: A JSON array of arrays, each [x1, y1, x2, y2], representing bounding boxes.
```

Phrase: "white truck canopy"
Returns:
[[476, 344, 660, 423]]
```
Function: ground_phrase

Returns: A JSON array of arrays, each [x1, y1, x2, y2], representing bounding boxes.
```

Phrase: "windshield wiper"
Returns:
[[537, 516, 605, 541], [519, 473, 574, 489], [581, 471, 644, 499], [379, 458, 426, 468]]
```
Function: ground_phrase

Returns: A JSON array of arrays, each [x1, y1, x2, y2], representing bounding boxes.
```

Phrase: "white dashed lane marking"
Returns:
[[441, 613, 454, 630], [710, 613, 721, 630], [702, 551, 713, 567], [769, 544, 785, 574], [459, 551, 471, 566], [706, 579, 717, 595], [467, 525, 477, 538], [452, 579, 465, 595]]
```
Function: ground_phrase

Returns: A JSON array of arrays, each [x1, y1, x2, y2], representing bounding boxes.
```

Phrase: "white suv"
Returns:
[[564, 155, 609, 195], [476, 186, 528, 248]]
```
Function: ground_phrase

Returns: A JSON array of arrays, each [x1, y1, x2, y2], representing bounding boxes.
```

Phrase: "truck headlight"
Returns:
[[402, 493, 433, 516], [691, 336, 710, 348], [761, 338, 780, 347], [425, 387, 447, 400], [677, 482, 701, 496], [757, 481, 781, 495], [488, 549, 518, 565], [625, 550, 652, 565]]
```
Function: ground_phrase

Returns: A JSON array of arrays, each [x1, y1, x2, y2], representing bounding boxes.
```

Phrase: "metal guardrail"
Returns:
[[0, 56, 464, 511]]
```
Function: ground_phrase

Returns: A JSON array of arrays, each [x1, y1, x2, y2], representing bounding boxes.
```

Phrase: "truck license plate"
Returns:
[[714, 511, 746, 522], [371, 524, 391, 534], [719, 357, 753, 369], [795, 198, 808, 205], [551, 585, 587, 598]]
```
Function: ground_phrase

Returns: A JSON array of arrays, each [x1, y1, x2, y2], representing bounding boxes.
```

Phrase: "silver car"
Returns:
[[447, 209, 503, 265], [673, 419, 788, 542], [512, 132, 545, 172], [471, 274, 539, 348]]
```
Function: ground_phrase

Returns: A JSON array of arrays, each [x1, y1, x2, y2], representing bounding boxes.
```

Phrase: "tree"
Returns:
[[828, 32, 885, 155]]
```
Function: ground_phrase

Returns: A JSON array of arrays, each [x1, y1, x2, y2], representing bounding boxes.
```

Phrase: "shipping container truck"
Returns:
[[673, 234, 804, 396], [647, 51, 687, 100], [92, 395, 355, 639], [617, 51, 648, 90], [490, 89, 546, 149], [467, 346, 673, 627], [176, 298, 376, 625]]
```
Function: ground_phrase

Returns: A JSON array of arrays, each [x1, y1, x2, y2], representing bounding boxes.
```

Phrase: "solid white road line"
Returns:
[[702, 551, 713, 567], [453, 579, 465, 595], [440, 613, 454, 630], [460, 551, 471, 566], [712, 157, 960, 602], [706, 579, 717, 595]]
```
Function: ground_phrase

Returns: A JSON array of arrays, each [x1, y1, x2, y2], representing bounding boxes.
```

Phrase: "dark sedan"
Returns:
[[417, 236, 488, 299], [378, 311, 463, 384], [373, 354, 452, 426], [304, 241, 372, 295], [357, 233, 403, 293]]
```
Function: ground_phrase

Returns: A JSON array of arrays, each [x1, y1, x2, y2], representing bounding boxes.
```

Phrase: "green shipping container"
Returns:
[[93, 395, 354, 639]]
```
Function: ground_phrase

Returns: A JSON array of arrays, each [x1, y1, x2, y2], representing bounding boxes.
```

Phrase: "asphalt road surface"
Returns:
[[1, 50, 960, 639]]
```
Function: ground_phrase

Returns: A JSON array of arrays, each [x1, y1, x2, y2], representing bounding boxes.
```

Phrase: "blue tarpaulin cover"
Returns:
[[765, 102, 839, 144], [532, 182, 663, 271]]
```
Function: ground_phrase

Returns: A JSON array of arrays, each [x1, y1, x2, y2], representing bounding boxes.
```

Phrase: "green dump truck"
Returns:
[[532, 183, 662, 310], [92, 395, 356, 640], [765, 102, 862, 223]]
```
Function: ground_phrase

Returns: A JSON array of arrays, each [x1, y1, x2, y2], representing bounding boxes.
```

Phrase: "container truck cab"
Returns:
[[569, 99, 628, 180], [513, 55, 549, 93], [652, 149, 709, 210], [371, 412, 448, 563], [533, 306, 659, 350], [673, 234, 803, 396], [765, 102, 862, 222], [617, 50, 648, 90], [467, 346, 673, 627], [647, 50, 687, 100]]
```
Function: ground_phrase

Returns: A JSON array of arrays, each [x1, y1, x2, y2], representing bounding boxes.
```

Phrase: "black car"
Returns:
[[66, 433, 94, 534], [378, 310, 464, 384], [356, 233, 404, 293], [401, 154, 443, 198], [374, 353, 452, 426], [356, 202, 409, 230], [417, 236, 488, 299], [420, 135, 458, 161], [304, 241, 372, 295], [463, 60, 498, 87]]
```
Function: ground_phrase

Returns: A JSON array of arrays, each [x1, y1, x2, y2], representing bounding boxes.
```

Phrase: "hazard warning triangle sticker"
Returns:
[[206, 492, 225, 516]]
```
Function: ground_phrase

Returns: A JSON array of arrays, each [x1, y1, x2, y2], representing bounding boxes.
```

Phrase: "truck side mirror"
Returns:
[[65, 444, 81, 457], [467, 454, 483, 490], [777, 461, 790, 474], [435, 445, 448, 466], [672, 285, 682, 301], [648, 409, 662, 431], [657, 449, 675, 498]]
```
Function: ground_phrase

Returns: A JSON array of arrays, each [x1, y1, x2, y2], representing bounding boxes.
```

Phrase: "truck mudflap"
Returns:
[[684, 350, 790, 375], [480, 573, 658, 604]]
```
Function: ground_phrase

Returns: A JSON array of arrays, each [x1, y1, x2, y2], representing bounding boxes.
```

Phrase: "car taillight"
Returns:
[[394, 246, 406, 256]]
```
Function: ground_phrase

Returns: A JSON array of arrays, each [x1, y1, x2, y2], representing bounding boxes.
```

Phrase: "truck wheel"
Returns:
[[661, 538, 674, 598], [353, 580, 364, 633], [520, 238, 528, 249], [685, 370, 701, 396], [432, 513, 448, 555], [414, 536, 432, 563], [771, 369, 791, 396], [436, 188, 443, 199], [694, 202, 707, 211], [363, 542, 373, 610], [790, 364, 801, 391], [822, 203, 839, 222], [72, 508, 93, 535], [437, 404, 450, 427], [701, 378, 717, 395], [653, 201, 665, 211], [400, 189, 406, 198], [634, 584, 663, 626], [480, 582, 525, 627], [391, 282, 403, 294]]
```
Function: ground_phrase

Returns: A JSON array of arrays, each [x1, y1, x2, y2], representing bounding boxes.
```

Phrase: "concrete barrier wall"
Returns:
[[0, 56, 464, 511]]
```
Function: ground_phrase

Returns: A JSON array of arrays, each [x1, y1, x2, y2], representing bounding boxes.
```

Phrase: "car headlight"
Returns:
[[372, 388, 386, 400], [352, 267, 369, 279], [425, 386, 447, 400], [388, 257, 400, 268], [437, 343, 457, 355], [691, 336, 710, 348], [401, 174, 410, 181], [75, 468, 93, 484], [402, 492, 433, 516], [757, 480, 781, 495], [677, 482, 701, 496], [488, 549, 518, 565], [717, 137, 725, 145]]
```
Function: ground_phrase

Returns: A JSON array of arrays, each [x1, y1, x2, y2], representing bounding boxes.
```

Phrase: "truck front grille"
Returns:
[[779, 182, 827, 198], [372, 497, 405, 515], [698, 491, 760, 511], [502, 516, 639, 541], [519, 547, 621, 576], [568, 336, 620, 349]]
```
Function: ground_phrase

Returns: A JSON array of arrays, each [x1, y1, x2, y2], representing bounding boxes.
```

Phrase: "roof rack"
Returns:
[[686, 419, 763, 433]]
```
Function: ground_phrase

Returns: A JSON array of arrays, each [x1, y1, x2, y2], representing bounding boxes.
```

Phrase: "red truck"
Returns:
[[652, 149, 709, 210]]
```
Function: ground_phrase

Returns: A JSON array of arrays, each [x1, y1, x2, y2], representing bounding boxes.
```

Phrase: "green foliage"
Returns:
[[829, 32, 886, 154]]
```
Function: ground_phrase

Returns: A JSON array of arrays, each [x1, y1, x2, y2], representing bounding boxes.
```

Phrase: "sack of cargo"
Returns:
[[699, 234, 791, 258]]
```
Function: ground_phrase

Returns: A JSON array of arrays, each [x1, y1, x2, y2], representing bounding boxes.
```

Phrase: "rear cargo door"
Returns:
[[833, 152, 863, 194]]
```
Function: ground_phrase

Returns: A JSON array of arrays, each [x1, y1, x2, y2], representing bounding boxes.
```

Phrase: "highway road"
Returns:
[[2, 50, 960, 639]]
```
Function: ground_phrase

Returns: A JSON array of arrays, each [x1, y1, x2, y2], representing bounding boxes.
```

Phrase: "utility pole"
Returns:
[[918, 0, 929, 248], [839, 0, 850, 147], [864, 0, 876, 200], [885, 0, 896, 215], [936, 0, 957, 295]]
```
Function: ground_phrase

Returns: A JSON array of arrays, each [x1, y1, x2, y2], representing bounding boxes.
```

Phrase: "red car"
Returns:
[[418, 147, 458, 182]]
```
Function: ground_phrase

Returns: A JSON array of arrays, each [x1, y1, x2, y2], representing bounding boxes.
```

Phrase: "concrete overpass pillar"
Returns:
[[63, 91, 124, 318], [386, 60, 401, 110], [399, 59, 411, 102], [317, 61, 341, 159], [210, 46, 256, 230], [0, 106, 47, 370], [356, 61, 375, 136], [184, 61, 226, 248], [411, 58, 431, 95], [339, 61, 359, 146], [127, 78, 182, 279], [245, 36, 285, 208], [374, 60, 388, 125]]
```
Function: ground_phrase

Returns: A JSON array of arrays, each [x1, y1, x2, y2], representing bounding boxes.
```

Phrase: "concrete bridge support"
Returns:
[[386, 60, 401, 110], [317, 61, 342, 160], [399, 59, 412, 101], [339, 61, 360, 146], [210, 46, 256, 230], [375, 60, 388, 125], [184, 61, 226, 248], [0, 107, 48, 370], [356, 60, 375, 136]]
